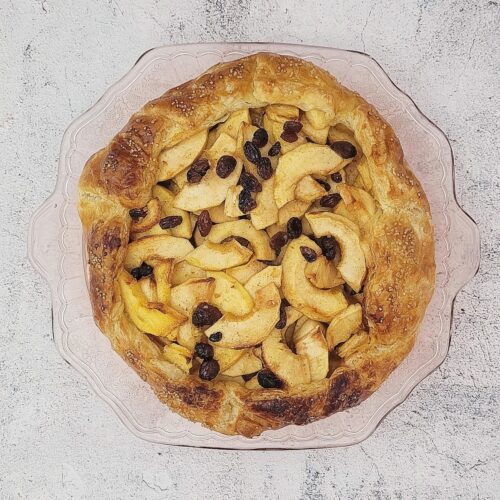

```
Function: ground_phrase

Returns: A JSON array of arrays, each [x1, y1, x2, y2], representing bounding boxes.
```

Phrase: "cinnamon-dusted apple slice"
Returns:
[[171, 260, 207, 286], [274, 143, 348, 208], [118, 270, 186, 339], [205, 283, 281, 349], [261, 332, 311, 387], [206, 219, 274, 261], [153, 258, 175, 304], [336, 330, 369, 359], [206, 271, 254, 316], [224, 185, 245, 218], [281, 235, 348, 321], [293, 319, 329, 381], [221, 349, 262, 377], [138, 276, 158, 303], [163, 343, 192, 373], [326, 303, 363, 350], [130, 198, 162, 234], [185, 240, 253, 271], [215, 108, 250, 140], [213, 346, 246, 372], [336, 184, 377, 227], [124, 235, 194, 271], [305, 256, 345, 289], [251, 178, 278, 230], [305, 212, 366, 292], [206, 202, 238, 223], [173, 133, 243, 212], [244, 265, 282, 298], [152, 185, 192, 239], [158, 129, 208, 181], [300, 116, 329, 145], [277, 199, 311, 226], [295, 175, 328, 203], [225, 258, 266, 284]]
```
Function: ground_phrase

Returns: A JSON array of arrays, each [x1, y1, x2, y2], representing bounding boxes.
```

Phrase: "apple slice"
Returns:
[[158, 129, 208, 181], [213, 346, 246, 372], [263, 114, 307, 155], [300, 116, 329, 145], [293, 319, 329, 381], [295, 175, 327, 202], [118, 271, 186, 339], [152, 185, 192, 239], [207, 271, 254, 316], [215, 109, 250, 140], [163, 343, 192, 373], [173, 133, 242, 212], [266, 104, 300, 121], [153, 258, 174, 304], [206, 202, 238, 223], [206, 219, 274, 261], [305, 212, 366, 292], [274, 143, 347, 208], [244, 265, 282, 298], [281, 235, 348, 321], [336, 184, 377, 227], [130, 198, 162, 234], [138, 276, 157, 303], [262, 333, 311, 387], [225, 258, 266, 284], [336, 330, 369, 359], [124, 235, 193, 271], [251, 177, 278, 230], [277, 199, 311, 226], [171, 260, 207, 286], [305, 109, 331, 129], [224, 185, 245, 218], [326, 303, 363, 349], [305, 256, 345, 289], [221, 349, 262, 377], [205, 283, 281, 349], [185, 240, 253, 271]]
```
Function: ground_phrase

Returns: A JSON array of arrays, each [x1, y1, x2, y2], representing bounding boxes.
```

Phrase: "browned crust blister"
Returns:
[[77, 53, 435, 437]]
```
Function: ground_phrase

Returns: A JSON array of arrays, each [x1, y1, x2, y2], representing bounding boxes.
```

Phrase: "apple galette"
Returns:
[[78, 53, 435, 437]]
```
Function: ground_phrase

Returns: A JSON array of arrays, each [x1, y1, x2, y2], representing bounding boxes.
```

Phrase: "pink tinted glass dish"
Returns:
[[28, 43, 479, 449]]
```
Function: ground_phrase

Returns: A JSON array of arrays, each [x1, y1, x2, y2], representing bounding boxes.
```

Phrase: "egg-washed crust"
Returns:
[[78, 53, 435, 437]]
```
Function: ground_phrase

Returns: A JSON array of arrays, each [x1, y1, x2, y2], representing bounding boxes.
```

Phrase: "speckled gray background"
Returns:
[[1, 1, 499, 498]]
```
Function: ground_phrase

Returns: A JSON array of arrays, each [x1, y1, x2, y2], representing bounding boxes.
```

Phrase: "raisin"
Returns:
[[300, 246, 317, 262], [315, 178, 331, 192], [199, 359, 220, 381], [242, 372, 258, 382], [159, 215, 183, 229], [192, 302, 222, 327], [316, 236, 337, 260], [197, 210, 212, 237], [187, 158, 210, 183], [280, 131, 298, 143], [270, 231, 288, 255], [130, 262, 153, 280], [319, 193, 342, 208], [222, 236, 251, 248], [129, 207, 147, 220], [256, 157, 273, 180], [331, 172, 343, 183], [330, 141, 357, 159], [275, 299, 287, 329], [238, 188, 257, 213], [252, 128, 268, 148], [243, 141, 261, 164], [257, 369, 282, 389], [286, 217, 302, 239], [268, 141, 281, 156], [238, 170, 262, 192], [208, 332, 222, 342], [194, 342, 214, 360], [216, 155, 237, 178], [283, 120, 303, 133]]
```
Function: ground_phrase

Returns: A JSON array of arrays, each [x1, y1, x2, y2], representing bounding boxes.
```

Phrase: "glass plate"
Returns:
[[28, 43, 479, 449]]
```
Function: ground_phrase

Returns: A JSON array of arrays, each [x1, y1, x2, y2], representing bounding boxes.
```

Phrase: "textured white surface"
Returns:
[[0, 0, 498, 498]]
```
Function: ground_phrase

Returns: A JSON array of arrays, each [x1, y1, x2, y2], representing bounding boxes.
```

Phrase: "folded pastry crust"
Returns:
[[78, 53, 435, 437]]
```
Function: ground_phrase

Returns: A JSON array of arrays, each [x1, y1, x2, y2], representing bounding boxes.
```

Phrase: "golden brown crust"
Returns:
[[78, 52, 435, 437]]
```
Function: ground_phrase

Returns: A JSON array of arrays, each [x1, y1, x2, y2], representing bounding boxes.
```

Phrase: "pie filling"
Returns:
[[121, 104, 375, 389]]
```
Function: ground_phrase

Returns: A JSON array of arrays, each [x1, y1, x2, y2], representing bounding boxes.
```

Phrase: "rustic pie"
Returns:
[[78, 53, 435, 437]]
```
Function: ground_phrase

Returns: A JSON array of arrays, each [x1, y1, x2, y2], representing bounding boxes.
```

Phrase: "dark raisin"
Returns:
[[221, 236, 251, 248], [242, 372, 258, 382], [283, 120, 303, 133], [300, 246, 317, 262], [315, 178, 331, 192], [192, 302, 222, 327], [281, 298, 290, 307], [199, 359, 220, 381], [194, 342, 214, 360], [256, 157, 273, 180], [239, 170, 262, 193], [159, 215, 183, 229], [216, 155, 237, 178], [252, 128, 268, 148], [197, 210, 212, 237], [331, 172, 343, 183], [317, 236, 337, 260], [280, 131, 298, 143], [270, 231, 288, 255], [268, 141, 281, 156], [209, 332, 222, 342], [257, 369, 282, 389], [187, 158, 210, 183], [275, 299, 287, 329], [286, 217, 302, 239], [243, 141, 261, 164], [238, 188, 257, 213], [130, 262, 153, 280], [330, 141, 357, 159], [319, 193, 342, 208], [129, 207, 147, 220]]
